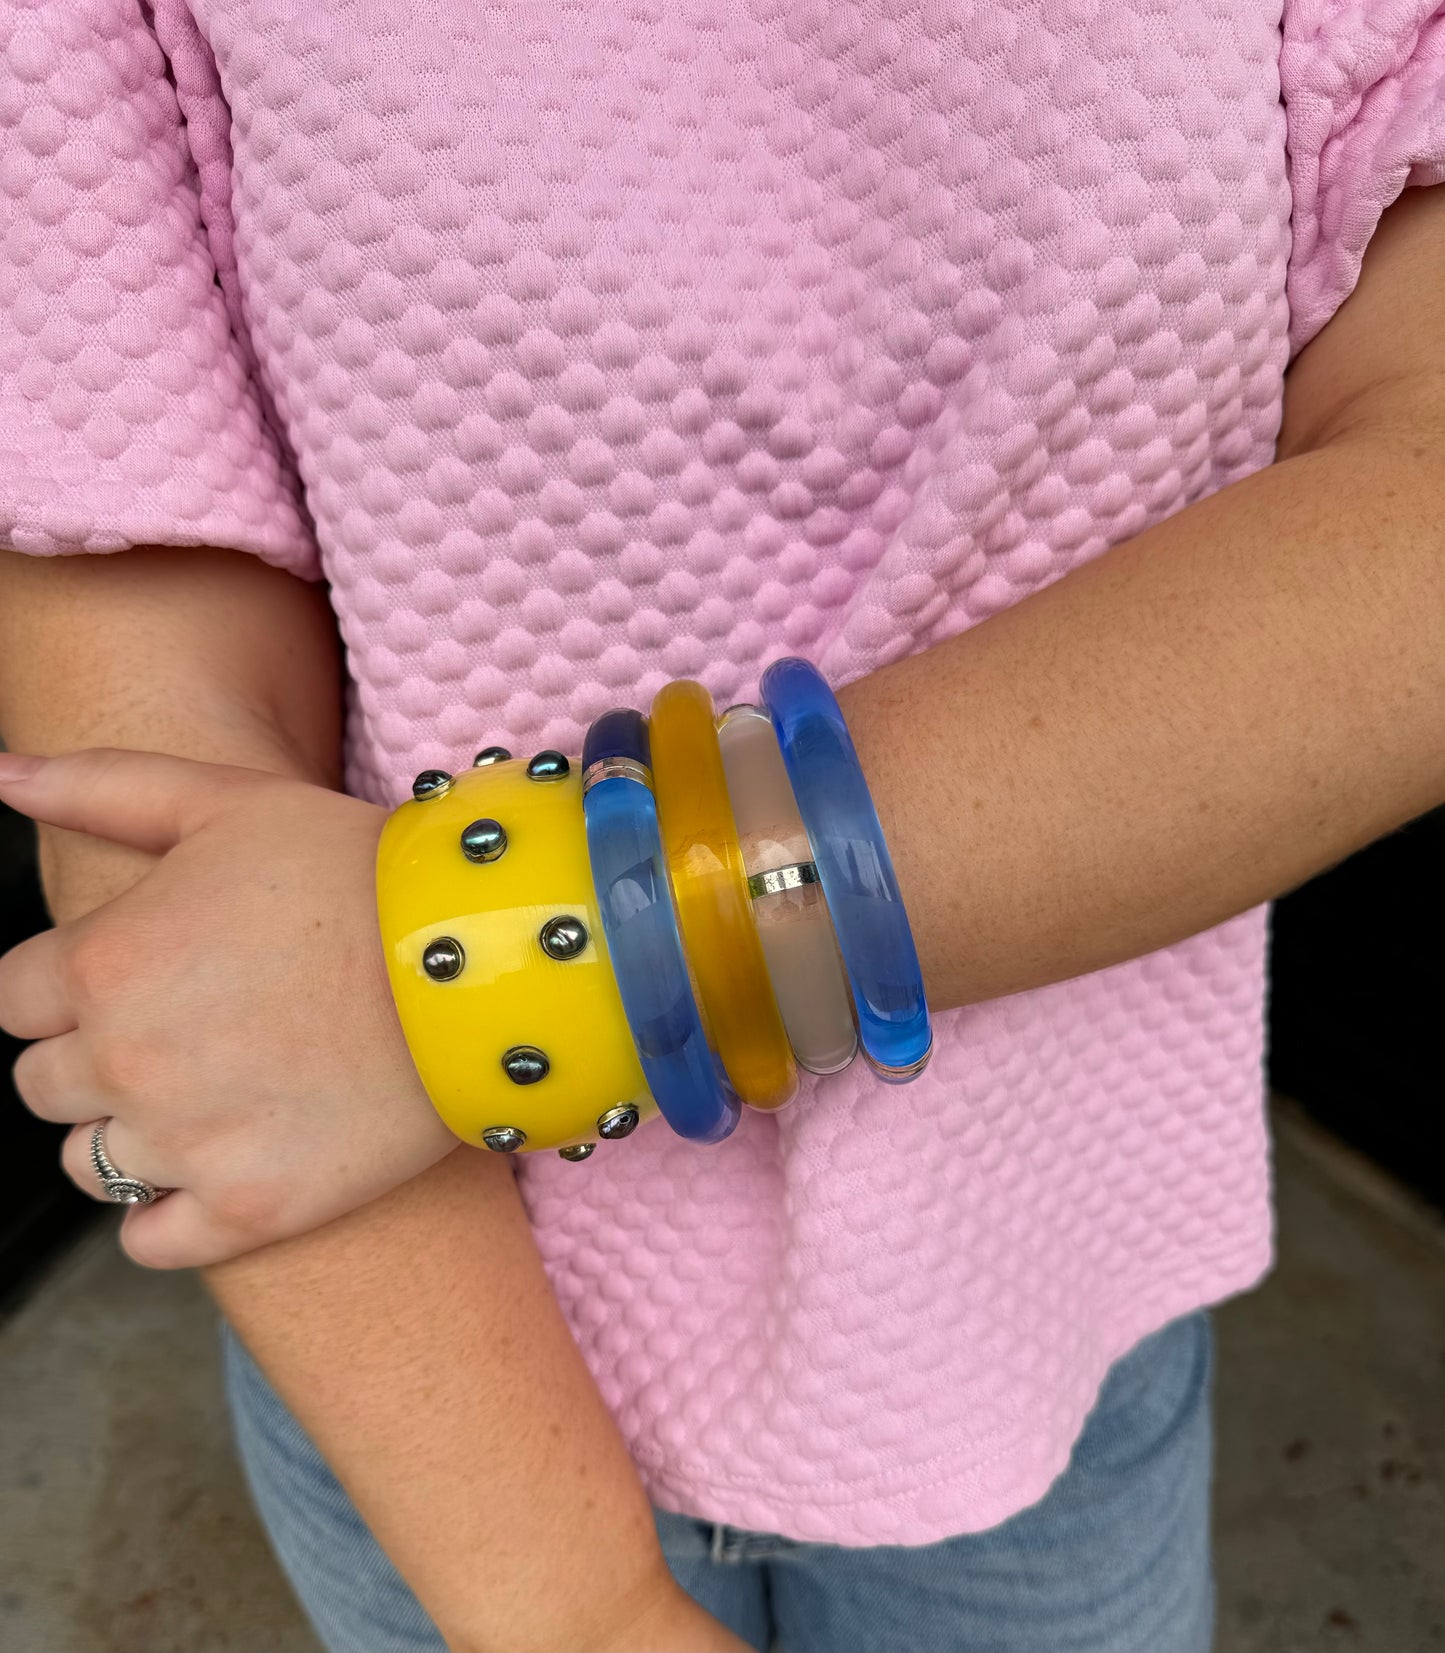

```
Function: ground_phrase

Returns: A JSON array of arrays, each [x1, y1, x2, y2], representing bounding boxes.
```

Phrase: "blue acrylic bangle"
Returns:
[[759, 657, 932, 1082], [581, 709, 740, 1144]]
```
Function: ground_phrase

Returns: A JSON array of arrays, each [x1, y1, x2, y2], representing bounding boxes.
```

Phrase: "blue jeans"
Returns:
[[223, 1311, 1215, 1653]]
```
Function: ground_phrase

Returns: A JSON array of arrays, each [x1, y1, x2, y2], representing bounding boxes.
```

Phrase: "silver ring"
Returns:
[[747, 861, 821, 900], [90, 1122, 168, 1206]]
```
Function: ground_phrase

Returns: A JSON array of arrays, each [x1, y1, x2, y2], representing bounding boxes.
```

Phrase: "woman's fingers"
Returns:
[[59, 1119, 267, 1269], [11, 1030, 93, 1122], [119, 1193, 239, 1272], [0, 770, 437, 1268], [60, 1117, 178, 1207], [0, 747, 258, 854], [0, 925, 77, 1040]]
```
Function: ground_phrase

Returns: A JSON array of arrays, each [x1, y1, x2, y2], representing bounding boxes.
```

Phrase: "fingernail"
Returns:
[[0, 753, 44, 784]]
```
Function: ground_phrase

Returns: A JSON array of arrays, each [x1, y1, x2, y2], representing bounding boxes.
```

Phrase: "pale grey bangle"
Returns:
[[717, 705, 858, 1077]]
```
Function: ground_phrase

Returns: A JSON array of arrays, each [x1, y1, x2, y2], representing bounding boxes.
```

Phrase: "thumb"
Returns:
[[0, 747, 256, 853]]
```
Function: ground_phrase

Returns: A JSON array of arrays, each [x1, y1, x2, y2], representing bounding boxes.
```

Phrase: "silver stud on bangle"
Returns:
[[558, 1143, 595, 1162], [539, 915, 588, 960], [502, 1046, 550, 1085], [412, 769, 454, 801], [482, 1125, 527, 1153], [473, 746, 511, 767], [422, 937, 465, 981], [526, 750, 570, 781], [597, 1103, 640, 1140], [460, 818, 508, 863]]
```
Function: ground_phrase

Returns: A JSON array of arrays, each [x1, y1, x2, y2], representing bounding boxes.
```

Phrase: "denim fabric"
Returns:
[[223, 1311, 1214, 1653]]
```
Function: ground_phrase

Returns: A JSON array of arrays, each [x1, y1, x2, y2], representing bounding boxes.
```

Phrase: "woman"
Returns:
[[1, 0, 1442, 1648]]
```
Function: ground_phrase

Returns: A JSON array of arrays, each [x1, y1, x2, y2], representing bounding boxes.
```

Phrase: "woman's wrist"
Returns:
[[441, 1565, 751, 1653], [587, 1580, 754, 1653], [378, 664, 934, 1160], [35, 829, 155, 926], [833, 437, 1445, 1019]]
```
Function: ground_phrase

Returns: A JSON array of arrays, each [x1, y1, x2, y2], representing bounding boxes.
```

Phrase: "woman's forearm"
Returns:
[[0, 544, 346, 911], [841, 187, 1445, 1012], [0, 547, 735, 1653]]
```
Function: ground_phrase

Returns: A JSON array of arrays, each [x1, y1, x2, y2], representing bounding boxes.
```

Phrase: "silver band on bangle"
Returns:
[[90, 1122, 168, 1205], [581, 755, 652, 795], [746, 861, 821, 900]]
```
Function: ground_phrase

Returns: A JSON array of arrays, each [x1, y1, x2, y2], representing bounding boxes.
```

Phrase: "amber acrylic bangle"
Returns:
[[649, 680, 798, 1110], [715, 704, 859, 1077]]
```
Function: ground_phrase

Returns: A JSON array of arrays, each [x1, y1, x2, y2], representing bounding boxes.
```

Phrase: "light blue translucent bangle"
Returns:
[[759, 657, 932, 1082], [581, 709, 740, 1144]]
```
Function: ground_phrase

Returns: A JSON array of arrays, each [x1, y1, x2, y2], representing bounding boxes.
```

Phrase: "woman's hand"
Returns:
[[0, 747, 457, 1268]]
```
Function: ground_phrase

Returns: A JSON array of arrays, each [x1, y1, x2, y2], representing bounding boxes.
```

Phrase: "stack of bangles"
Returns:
[[375, 656, 932, 1159]]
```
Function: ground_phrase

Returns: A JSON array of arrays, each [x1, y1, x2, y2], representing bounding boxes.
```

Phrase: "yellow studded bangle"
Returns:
[[649, 680, 798, 1110], [375, 754, 654, 1159]]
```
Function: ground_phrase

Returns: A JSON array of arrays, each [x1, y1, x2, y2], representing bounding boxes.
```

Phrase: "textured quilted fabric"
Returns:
[[3, 0, 1443, 1544], [1285, 2, 1445, 351]]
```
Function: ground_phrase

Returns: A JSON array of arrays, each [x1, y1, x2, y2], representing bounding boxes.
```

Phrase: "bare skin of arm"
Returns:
[[840, 182, 1445, 1008], [0, 548, 747, 1653]]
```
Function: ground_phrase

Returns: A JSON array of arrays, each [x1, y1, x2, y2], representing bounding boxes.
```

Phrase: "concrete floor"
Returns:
[[1, 1099, 1441, 1653]]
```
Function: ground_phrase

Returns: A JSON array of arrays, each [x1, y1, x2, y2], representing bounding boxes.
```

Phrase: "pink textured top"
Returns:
[[4, 0, 1444, 1545]]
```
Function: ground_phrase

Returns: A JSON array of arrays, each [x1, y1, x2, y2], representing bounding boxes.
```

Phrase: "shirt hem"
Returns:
[[630, 1241, 1273, 1547]]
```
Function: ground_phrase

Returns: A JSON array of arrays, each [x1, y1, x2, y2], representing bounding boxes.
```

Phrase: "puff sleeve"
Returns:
[[1283, 1, 1445, 356], [0, 0, 318, 572]]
